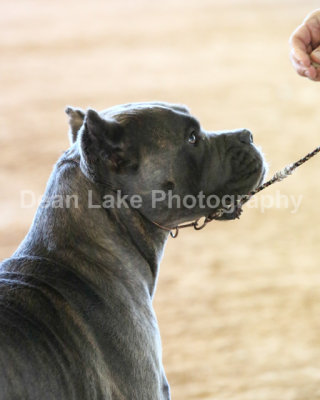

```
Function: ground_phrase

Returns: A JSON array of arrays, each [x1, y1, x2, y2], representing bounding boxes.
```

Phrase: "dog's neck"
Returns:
[[14, 157, 168, 298]]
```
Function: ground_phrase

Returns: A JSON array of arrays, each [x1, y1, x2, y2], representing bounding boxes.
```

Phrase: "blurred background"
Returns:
[[1, 0, 320, 399]]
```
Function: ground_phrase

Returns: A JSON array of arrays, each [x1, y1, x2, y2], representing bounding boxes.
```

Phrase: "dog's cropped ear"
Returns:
[[65, 106, 85, 144], [79, 109, 125, 174]]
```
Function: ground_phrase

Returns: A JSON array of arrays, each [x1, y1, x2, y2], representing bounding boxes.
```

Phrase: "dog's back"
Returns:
[[0, 253, 169, 400], [0, 256, 112, 399]]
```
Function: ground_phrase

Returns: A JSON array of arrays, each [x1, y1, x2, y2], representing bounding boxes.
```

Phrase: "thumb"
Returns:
[[311, 45, 320, 64]]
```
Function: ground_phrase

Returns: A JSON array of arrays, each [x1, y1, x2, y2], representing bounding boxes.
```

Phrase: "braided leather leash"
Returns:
[[165, 145, 320, 238]]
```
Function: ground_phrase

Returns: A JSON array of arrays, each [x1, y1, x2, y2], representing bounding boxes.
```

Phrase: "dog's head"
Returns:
[[65, 102, 266, 227]]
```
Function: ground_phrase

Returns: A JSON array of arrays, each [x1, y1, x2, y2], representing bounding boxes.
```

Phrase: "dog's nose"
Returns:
[[238, 129, 253, 144]]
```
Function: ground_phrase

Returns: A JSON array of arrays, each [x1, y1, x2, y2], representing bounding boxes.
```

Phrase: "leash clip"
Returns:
[[170, 227, 179, 238], [193, 217, 208, 230]]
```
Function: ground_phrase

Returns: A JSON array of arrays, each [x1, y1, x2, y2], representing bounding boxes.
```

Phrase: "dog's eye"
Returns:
[[188, 132, 197, 145]]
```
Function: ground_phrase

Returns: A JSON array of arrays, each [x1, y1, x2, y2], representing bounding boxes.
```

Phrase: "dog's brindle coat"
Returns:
[[0, 102, 265, 399]]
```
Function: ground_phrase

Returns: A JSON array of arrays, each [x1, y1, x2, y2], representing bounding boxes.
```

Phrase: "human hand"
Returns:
[[289, 9, 320, 81]]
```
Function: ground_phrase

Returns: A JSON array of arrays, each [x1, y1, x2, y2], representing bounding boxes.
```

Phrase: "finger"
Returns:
[[303, 65, 318, 80], [289, 24, 312, 67], [304, 11, 320, 47], [290, 50, 306, 67], [290, 54, 318, 79], [290, 53, 308, 76], [312, 62, 320, 81], [307, 66, 318, 80], [311, 45, 320, 63]]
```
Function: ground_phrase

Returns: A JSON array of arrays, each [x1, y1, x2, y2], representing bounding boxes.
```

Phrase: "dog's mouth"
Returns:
[[207, 145, 267, 222]]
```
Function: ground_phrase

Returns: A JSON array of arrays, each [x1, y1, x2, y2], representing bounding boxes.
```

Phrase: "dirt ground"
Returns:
[[1, 0, 320, 399]]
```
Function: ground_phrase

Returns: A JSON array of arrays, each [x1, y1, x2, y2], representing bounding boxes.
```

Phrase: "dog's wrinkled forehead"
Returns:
[[100, 102, 191, 122]]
